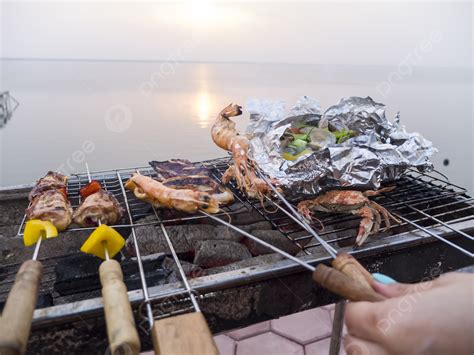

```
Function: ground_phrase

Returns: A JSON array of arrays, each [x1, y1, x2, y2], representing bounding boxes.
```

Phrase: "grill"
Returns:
[[1, 157, 473, 353]]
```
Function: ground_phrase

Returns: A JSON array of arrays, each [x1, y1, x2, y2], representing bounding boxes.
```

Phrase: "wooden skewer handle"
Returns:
[[313, 264, 386, 302], [152, 312, 219, 355], [332, 253, 374, 290], [0, 260, 43, 355], [100, 260, 141, 355]]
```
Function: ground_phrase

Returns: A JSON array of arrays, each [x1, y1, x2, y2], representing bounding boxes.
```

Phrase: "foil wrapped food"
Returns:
[[246, 96, 437, 196]]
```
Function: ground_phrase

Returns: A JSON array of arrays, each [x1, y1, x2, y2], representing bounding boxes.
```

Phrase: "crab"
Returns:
[[297, 186, 401, 246]]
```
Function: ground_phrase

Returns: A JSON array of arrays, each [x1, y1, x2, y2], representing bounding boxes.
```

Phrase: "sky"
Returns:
[[1, 1, 472, 68]]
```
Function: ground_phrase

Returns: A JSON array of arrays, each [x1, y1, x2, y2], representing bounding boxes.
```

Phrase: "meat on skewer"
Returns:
[[73, 181, 124, 227], [26, 171, 73, 231]]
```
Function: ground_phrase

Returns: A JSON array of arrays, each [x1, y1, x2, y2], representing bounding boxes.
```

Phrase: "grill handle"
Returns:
[[152, 312, 219, 355], [100, 260, 141, 355], [0, 260, 43, 355], [313, 264, 386, 302], [332, 253, 374, 289]]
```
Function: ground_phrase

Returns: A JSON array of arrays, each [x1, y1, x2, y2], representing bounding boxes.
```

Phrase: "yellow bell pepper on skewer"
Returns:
[[23, 220, 58, 247], [80, 224, 125, 260]]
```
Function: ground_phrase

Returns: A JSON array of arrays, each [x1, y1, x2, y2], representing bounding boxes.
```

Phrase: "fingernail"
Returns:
[[372, 272, 397, 284]]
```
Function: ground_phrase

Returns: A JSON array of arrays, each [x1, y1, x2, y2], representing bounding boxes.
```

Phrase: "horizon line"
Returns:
[[1, 57, 471, 71]]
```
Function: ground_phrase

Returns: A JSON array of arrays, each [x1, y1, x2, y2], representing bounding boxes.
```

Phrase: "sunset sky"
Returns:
[[1, 1, 472, 68]]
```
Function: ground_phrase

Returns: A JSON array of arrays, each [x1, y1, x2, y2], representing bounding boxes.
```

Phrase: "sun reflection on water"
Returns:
[[195, 90, 215, 128]]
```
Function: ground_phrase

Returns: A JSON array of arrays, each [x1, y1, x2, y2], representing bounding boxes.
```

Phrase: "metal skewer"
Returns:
[[85, 164, 110, 261], [131, 169, 219, 355], [83, 163, 140, 354], [0, 179, 61, 353]]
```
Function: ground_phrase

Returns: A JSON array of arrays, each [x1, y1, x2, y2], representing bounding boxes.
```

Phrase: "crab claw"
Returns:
[[298, 206, 313, 223], [354, 206, 374, 246]]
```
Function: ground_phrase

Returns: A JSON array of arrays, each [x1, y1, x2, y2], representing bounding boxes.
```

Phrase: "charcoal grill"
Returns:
[[0, 157, 472, 353]]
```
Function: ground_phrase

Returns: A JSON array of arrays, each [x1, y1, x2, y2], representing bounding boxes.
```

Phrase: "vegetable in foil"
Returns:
[[246, 96, 437, 196]]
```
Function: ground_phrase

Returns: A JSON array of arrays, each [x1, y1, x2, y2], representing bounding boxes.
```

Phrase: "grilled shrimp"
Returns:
[[125, 173, 219, 214], [212, 103, 271, 199]]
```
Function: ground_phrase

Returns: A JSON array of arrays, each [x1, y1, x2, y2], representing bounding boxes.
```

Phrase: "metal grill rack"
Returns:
[[3, 157, 473, 352], [208, 158, 474, 257]]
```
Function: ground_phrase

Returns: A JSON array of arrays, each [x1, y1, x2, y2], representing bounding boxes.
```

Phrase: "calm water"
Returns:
[[0, 60, 472, 194]]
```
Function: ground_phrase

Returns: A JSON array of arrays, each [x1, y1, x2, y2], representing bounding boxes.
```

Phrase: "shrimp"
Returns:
[[211, 103, 273, 200], [125, 173, 219, 214]]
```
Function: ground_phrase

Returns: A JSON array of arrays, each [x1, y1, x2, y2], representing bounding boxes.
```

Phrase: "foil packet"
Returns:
[[247, 96, 437, 196]]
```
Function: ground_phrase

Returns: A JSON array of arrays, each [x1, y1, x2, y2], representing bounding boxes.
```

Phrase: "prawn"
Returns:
[[211, 103, 274, 201], [125, 173, 220, 214]]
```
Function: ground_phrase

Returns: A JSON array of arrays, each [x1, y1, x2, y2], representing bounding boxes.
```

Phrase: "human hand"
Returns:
[[344, 272, 474, 355]]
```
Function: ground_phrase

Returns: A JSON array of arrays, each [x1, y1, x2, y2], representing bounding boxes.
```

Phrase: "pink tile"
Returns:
[[236, 332, 303, 355], [214, 334, 236, 355], [271, 308, 332, 344], [226, 321, 270, 340], [305, 337, 347, 355], [321, 303, 335, 314], [305, 337, 331, 355]]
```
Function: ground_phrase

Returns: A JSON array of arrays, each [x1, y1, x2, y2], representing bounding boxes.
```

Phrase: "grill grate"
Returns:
[[208, 158, 474, 256], [6, 157, 474, 326]]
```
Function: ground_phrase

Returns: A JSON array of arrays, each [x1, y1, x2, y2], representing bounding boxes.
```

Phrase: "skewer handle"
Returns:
[[0, 260, 43, 355], [332, 253, 374, 290], [99, 260, 140, 355], [313, 264, 386, 302], [152, 312, 219, 355]]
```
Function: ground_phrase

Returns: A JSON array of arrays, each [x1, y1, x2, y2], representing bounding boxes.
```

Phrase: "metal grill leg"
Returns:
[[329, 301, 346, 355]]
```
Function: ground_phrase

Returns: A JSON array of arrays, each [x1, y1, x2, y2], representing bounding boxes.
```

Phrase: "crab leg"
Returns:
[[362, 186, 396, 197], [370, 201, 401, 230], [353, 206, 374, 246], [371, 207, 382, 234]]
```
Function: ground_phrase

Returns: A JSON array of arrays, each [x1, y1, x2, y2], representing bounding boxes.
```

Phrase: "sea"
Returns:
[[0, 59, 472, 194]]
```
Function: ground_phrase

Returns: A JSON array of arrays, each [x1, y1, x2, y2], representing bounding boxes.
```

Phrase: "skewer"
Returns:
[[132, 169, 218, 355], [256, 173, 382, 287], [201, 211, 384, 302], [0, 207, 58, 353], [81, 163, 140, 354]]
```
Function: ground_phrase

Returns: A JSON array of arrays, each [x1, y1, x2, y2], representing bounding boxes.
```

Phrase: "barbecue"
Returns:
[[79, 165, 140, 354], [0, 156, 472, 353]]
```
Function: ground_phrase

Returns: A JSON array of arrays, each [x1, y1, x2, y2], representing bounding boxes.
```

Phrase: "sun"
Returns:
[[190, 0, 217, 25]]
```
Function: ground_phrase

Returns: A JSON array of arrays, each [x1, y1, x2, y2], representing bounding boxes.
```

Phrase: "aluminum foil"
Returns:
[[247, 96, 437, 196]]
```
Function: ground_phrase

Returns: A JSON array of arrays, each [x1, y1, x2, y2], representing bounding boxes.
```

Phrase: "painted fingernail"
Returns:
[[372, 272, 396, 284]]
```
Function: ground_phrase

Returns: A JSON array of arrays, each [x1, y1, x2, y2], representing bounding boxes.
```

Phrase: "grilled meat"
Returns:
[[125, 173, 220, 214], [73, 189, 124, 227], [161, 175, 234, 205], [26, 189, 73, 231], [149, 159, 210, 180], [29, 171, 68, 200], [149, 160, 234, 206]]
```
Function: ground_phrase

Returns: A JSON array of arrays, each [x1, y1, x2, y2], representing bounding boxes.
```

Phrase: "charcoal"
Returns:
[[194, 240, 252, 268], [0, 229, 91, 264], [206, 253, 285, 275], [214, 225, 249, 243], [231, 211, 267, 226], [54, 253, 170, 295], [242, 230, 301, 256], [162, 257, 206, 283], [247, 221, 273, 232], [126, 224, 217, 257]]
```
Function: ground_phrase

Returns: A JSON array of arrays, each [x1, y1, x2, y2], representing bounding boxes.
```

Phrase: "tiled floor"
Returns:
[[142, 304, 346, 354], [215, 304, 347, 355]]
